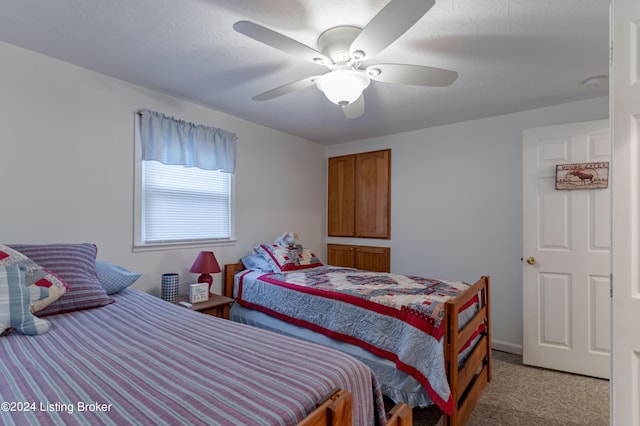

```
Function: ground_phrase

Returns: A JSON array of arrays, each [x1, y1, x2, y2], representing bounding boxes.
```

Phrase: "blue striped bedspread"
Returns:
[[0, 289, 384, 425]]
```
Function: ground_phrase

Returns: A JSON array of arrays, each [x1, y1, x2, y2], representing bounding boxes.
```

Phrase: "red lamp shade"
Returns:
[[189, 251, 221, 292]]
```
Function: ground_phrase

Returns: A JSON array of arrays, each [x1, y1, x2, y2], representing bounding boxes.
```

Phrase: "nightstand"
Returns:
[[174, 294, 234, 319]]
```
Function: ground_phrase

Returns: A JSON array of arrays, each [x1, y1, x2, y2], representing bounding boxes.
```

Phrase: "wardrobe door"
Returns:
[[327, 244, 390, 273], [328, 155, 356, 237], [355, 150, 390, 239], [327, 244, 355, 268], [354, 245, 390, 272]]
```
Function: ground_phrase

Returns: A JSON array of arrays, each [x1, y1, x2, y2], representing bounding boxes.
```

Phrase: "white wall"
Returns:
[[326, 96, 609, 353], [0, 41, 326, 297], [0, 39, 610, 353]]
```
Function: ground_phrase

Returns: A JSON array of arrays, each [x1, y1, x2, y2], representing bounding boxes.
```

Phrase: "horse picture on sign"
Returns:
[[555, 162, 609, 190]]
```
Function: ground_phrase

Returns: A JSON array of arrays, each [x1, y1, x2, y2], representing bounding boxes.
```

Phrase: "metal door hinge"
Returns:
[[610, 272, 613, 298], [610, 40, 613, 66]]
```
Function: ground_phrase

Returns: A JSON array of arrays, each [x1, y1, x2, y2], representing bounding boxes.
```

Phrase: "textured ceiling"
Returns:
[[0, 0, 609, 145]]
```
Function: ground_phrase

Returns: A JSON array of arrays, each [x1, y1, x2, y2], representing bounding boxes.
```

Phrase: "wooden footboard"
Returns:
[[442, 276, 492, 426], [297, 389, 352, 426], [386, 402, 413, 426], [296, 390, 409, 426]]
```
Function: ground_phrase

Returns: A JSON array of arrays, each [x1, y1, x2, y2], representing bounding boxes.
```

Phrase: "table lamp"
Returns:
[[189, 251, 221, 292]]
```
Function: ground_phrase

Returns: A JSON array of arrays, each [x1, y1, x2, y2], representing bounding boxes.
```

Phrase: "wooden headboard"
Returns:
[[223, 263, 245, 299]]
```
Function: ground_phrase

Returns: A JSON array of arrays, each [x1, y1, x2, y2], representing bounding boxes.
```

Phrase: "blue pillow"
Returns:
[[240, 254, 273, 272], [96, 262, 141, 294], [0, 263, 50, 336]]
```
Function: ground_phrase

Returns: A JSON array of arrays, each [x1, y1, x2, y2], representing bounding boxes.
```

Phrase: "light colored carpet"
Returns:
[[385, 350, 610, 425]]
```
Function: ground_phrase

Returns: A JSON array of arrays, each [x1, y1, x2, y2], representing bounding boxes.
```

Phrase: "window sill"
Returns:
[[132, 239, 236, 253]]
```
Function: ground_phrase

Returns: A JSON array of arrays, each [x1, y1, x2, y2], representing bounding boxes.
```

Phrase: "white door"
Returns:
[[523, 119, 610, 379], [611, 0, 640, 423]]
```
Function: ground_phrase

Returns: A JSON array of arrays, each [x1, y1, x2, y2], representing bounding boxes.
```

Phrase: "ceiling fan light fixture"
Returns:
[[316, 68, 370, 106]]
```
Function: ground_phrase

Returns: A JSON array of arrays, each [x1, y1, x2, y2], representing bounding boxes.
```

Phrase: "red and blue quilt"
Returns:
[[236, 265, 479, 415]]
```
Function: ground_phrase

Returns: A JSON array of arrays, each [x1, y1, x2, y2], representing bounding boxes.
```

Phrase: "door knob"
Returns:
[[526, 256, 537, 265]]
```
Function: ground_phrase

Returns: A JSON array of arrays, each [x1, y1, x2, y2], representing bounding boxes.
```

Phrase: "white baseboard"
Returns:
[[491, 339, 523, 355]]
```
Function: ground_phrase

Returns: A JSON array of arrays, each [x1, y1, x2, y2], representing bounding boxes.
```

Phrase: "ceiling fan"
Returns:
[[233, 0, 458, 119]]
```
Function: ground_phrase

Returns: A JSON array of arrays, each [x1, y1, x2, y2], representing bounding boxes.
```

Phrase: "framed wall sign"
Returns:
[[189, 282, 209, 303], [555, 162, 609, 190]]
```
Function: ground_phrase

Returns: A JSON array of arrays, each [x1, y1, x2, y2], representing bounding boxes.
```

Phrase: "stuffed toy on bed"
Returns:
[[274, 232, 299, 248]]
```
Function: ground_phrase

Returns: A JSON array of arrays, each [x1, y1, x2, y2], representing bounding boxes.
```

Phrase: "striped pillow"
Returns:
[[9, 244, 113, 316], [0, 263, 50, 336]]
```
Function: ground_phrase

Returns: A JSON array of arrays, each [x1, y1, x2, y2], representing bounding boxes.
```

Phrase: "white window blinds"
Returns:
[[142, 161, 231, 243]]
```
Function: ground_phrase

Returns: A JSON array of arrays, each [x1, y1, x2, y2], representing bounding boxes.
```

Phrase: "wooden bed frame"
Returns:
[[297, 389, 352, 426], [224, 263, 491, 426], [296, 388, 412, 426], [297, 388, 411, 426]]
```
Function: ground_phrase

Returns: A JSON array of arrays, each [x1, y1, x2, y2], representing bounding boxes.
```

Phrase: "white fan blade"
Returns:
[[234, 21, 332, 66], [253, 75, 321, 101], [342, 95, 364, 118], [350, 0, 435, 61], [366, 63, 458, 86]]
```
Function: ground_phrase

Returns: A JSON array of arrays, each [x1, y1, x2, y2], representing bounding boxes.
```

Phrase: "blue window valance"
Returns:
[[139, 109, 236, 173]]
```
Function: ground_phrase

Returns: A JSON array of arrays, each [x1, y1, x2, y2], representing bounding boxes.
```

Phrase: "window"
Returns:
[[141, 161, 231, 244], [134, 109, 236, 249]]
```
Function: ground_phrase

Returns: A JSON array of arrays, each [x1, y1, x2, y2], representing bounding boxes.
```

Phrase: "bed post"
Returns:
[[223, 263, 244, 299], [484, 276, 493, 382], [444, 290, 460, 426]]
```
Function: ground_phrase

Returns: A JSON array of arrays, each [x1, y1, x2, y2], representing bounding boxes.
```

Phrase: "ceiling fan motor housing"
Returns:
[[317, 26, 361, 64], [315, 26, 370, 106]]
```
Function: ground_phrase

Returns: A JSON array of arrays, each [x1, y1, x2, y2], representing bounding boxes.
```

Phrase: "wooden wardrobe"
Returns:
[[327, 149, 391, 272]]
